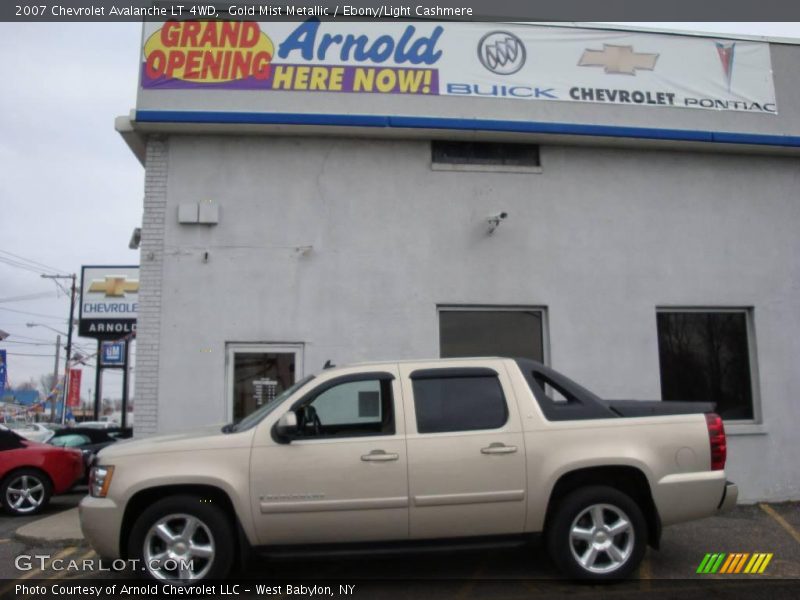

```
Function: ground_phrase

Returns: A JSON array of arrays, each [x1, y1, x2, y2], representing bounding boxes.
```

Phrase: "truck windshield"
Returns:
[[223, 375, 315, 433]]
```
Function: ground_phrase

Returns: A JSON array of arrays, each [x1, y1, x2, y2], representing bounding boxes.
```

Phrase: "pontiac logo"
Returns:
[[578, 44, 659, 75], [88, 276, 139, 298], [478, 31, 526, 75], [716, 42, 735, 91]]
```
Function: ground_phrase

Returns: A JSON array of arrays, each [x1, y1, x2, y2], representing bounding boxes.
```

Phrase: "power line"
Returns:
[[0, 331, 92, 353], [0, 332, 54, 343], [0, 249, 67, 275], [0, 307, 68, 321], [3, 351, 56, 357], [0, 256, 47, 276], [0, 291, 58, 304]]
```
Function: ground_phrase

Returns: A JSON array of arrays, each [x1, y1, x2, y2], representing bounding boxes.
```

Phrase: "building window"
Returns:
[[412, 374, 508, 434], [431, 141, 541, 173], [226, 343, 304, 422], [439, 307, 546, 363], [656, 310, 757, 421]]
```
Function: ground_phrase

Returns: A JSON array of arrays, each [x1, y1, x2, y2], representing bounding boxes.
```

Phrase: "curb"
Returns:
[[13, 507, 85, 546], [13, 531, 85, 546]]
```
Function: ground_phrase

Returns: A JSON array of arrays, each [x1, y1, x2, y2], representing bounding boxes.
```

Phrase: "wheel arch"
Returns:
[[543, 465, 662, 549], [119, 484, 249, 563]]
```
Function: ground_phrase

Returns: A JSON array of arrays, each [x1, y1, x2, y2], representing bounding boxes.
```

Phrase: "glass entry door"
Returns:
[[226, 344, 304, 422]]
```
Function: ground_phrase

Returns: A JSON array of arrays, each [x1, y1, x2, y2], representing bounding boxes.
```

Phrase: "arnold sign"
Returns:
[[79, 266, 139, 340], [139, 20, 776, 113]]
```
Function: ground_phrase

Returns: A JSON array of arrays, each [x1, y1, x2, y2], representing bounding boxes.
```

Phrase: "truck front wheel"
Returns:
[[127, 495, 234, 582], [546, 485, 647, 580]]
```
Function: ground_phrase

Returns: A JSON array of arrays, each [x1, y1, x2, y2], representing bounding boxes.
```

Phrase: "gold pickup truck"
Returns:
[[80, 358, 737, 582]]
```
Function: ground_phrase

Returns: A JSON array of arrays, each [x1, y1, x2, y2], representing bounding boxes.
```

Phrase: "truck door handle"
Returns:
[[361, 450, 399, 462], [481, 443, 518, 455]]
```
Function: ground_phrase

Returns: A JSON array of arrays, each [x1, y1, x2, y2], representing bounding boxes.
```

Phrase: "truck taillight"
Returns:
[[706, 413, 727, 471]]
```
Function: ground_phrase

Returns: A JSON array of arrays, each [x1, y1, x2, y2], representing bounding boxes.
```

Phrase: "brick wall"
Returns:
[[133, 138, 168, 436]]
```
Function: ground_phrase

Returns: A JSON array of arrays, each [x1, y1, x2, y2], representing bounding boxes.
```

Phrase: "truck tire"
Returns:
[[127, 495, 234, 582], [1, 469, 52, 516], [546, 485, 647, 580]]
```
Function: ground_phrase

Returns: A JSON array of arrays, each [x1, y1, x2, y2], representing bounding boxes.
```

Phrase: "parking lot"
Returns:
[[0, 497, 797, 599]]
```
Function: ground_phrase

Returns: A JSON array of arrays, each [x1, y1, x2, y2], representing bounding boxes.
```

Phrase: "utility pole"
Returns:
[[42, 273, 77, 425], [50, 335, 60, 422]]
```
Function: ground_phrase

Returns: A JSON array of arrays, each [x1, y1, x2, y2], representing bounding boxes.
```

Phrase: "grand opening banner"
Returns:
[[139, 20, 777, 113]]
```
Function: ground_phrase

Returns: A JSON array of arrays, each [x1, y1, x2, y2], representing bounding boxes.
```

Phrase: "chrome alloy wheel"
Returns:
[[5, 474, 46, 514], [568, 503, 635, 574], [143, 513, 215, 581]]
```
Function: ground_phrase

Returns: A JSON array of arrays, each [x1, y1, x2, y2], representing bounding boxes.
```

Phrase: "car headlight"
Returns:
[[89, 465, 114, 498]]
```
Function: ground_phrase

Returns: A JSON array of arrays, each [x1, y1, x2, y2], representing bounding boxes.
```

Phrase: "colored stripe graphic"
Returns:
[[735, 553, 750, 573], [719, 554, 736, 573], [697, 553, 714, 573], [757, 553, 773, 573], [723, 553, 750, 573], [699, 553, 774, 574], [711, 553, 726, 573], [697, 553, 727, 573], [745, 554, 762, 573]]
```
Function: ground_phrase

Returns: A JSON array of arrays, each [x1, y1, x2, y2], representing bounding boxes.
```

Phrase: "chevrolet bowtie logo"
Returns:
[[88, 277, 139, 297], [578, 44, 659, 75]]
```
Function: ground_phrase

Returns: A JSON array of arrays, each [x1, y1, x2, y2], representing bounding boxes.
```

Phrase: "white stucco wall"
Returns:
[[133, 134, 800, 502]]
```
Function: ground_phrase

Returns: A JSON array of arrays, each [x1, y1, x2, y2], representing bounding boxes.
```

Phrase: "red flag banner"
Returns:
[[67, 369, 82, 407]]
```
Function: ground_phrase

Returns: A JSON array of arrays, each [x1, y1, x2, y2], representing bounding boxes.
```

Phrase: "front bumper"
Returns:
[[718, 481, 739, 512], [79, 495, 123, 559]]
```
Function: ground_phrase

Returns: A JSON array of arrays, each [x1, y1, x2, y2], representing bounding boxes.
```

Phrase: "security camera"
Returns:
[[128, 227, 142, 250], [486, 212, 509, 234]]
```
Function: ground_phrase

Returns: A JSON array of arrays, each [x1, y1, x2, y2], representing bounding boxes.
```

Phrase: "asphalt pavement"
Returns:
[[0, 496, 797, 600]]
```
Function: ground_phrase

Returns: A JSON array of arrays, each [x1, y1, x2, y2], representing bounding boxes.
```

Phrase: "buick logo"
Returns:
[[478, 31, 526, 75]]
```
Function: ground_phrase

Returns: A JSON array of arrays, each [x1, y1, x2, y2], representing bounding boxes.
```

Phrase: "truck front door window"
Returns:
[[295, 379, 395, 438]]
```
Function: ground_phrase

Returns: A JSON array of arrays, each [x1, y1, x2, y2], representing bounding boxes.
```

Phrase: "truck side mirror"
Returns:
[[275, 411, 298, 442]]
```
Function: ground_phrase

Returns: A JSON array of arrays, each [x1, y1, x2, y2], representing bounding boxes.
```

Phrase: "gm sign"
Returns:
[[478, 31, 526, 75], [101, 341, 126, 367]]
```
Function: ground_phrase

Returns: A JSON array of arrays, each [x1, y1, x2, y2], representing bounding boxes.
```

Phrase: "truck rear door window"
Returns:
[[412, 376, 508, 433]]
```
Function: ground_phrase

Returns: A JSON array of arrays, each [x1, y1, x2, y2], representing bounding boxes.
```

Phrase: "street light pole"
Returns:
[[62, 275, 77, 424], [41, 273, 77, 424]]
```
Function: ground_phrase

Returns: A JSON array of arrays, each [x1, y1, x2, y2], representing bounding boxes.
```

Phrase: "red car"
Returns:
[[0, 427, 84, 516]]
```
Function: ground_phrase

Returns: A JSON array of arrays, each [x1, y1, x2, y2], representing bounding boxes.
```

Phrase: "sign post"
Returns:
[[121, 342, 130, 428], [94, 341, 102, 422], [0, 350, 7, 400]]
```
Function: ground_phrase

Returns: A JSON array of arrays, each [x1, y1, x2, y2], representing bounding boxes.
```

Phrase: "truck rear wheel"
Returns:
[[127, 495, 234, 582], [546, 485, 647, 580]]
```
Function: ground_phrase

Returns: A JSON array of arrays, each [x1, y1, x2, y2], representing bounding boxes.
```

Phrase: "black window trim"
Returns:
[[410, 367, 499, 380]]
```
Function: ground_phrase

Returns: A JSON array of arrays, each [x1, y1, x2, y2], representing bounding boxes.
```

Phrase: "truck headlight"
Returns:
[[89, 465, 114, 498]]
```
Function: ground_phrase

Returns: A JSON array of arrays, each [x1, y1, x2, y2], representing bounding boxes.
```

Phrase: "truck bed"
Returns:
[[513, 359, 715, 421]]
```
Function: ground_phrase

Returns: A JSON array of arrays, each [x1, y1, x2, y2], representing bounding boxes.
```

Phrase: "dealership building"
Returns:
[[118, 20, 799, 502]]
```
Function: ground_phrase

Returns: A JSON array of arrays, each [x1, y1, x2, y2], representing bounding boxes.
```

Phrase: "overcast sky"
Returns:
[[1, 21, 798, 406]]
